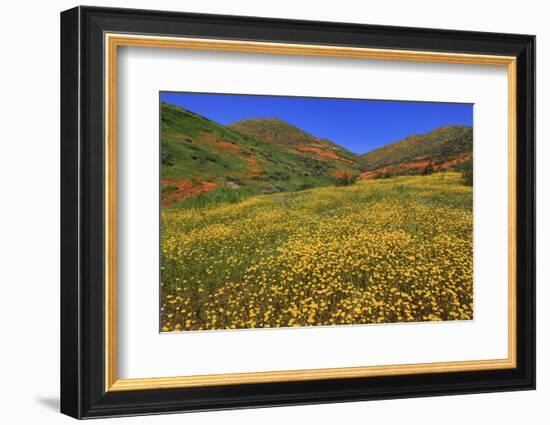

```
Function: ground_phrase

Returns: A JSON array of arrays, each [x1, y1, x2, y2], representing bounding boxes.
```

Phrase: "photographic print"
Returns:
[[159, 92, 474, 332]]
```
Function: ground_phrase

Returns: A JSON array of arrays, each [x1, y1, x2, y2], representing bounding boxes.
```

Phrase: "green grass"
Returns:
[[170, 186, 246, 210]]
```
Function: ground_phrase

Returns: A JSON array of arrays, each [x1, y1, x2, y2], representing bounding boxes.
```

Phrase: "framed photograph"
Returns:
[[60, 6, 535, 419]]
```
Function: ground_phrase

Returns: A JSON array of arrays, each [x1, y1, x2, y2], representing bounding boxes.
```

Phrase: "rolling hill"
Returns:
[[359, 125, 473, 179], [228, 118, 361, 165], [160, 101, 473, 205], [160, 102, 362, 205]]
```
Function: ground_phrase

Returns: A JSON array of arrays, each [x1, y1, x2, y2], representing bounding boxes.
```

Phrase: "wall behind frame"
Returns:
[[0, 1, 543, 424]]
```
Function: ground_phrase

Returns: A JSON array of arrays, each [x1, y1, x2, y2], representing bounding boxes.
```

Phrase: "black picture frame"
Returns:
[[61, 5, 535, 419]]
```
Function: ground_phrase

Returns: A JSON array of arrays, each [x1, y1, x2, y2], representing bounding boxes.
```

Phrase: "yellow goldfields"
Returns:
[[161, 173, 473, 331]]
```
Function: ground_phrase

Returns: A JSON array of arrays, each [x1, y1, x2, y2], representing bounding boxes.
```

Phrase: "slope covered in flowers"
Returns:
[[160, 172, 473, 331]]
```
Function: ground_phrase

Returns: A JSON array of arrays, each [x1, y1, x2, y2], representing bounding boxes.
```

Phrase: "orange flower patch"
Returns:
[[331, 169, 354, 179], [161, 179, 217, 205], [437, 153, 473, 170], [245, 158, 261, 177], [200, 133, 218, 143], [297, 146, 354, 164], [216, 140, 240, 154], [359, 153, 473, 180], [359, 171, 378, 180]]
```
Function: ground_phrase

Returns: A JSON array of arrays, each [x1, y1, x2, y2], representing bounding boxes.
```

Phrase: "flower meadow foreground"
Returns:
[[160, 173, 473, 332]]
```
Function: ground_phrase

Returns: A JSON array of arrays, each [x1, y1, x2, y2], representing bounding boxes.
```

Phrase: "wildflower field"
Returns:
[[160, 172, 473, 332]]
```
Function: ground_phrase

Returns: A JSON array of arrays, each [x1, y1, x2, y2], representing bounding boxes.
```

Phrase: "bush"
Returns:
[[262, 183, 288, 194], [268, 171, 291, 181], [421, 163, 436, 175], [161, 151, 174, 166], [333, 170, 357, 186], [374, 171, 394, 179], [297, 182, 315, 191], [457, 159, 473, 186]]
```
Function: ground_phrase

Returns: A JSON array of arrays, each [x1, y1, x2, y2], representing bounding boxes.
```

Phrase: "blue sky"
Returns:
[[160, 92, 473, 155]]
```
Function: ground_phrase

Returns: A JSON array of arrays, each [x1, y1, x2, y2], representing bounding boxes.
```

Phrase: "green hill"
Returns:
[[228, 118, 361, 165], [229, 117, 318, 147], [359, 125, 472, 178], [160, 102, 362, 205], [160, 102, 473, 204]]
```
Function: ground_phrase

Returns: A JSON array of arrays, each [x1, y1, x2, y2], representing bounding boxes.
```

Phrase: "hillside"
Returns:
[[359, 125, 472, 179], [160, 102, 473, 204], [229, 117, 319, 147], [160, 102, 361, 205], [228, 118, 361, 166], [228, 118, 360, 165]]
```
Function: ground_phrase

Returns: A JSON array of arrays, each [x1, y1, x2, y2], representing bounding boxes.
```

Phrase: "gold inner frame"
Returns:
[[104, 33, 517, 392]]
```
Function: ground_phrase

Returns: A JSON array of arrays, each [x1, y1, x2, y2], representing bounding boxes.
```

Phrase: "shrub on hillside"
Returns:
[[374, 171, 395, 179], [261, 183, 289, 194], [421, 163, 436, 175], [298, 182, 315, 191], [333, 170, 357, 186], [456, 159, 473, 186], [161, 151, 174, 166]]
